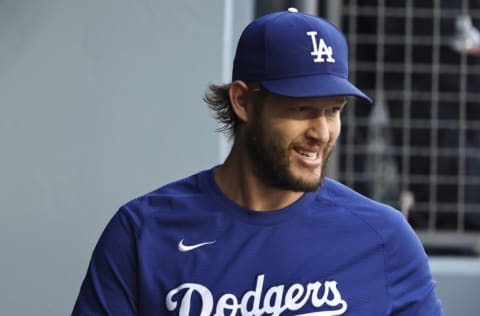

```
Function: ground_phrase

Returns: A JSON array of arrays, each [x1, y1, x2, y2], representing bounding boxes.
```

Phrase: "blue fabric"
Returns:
[[232, 9, 372, 103], [72, 167, 443, 315]]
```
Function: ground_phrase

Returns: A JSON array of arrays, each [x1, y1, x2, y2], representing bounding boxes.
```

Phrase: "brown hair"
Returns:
[[203, 82, 265, 140], [203, 83, 236, 139]]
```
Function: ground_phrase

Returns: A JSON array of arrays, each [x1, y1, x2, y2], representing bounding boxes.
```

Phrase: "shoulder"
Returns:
[[320, 177, 404, 227], [319, 177, 420, 255], [115, 169, 212, 231], [321, 179, 440, 311]]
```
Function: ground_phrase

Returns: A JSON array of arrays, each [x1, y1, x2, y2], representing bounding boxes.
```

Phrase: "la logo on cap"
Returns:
[[307, 31, 336, 63]]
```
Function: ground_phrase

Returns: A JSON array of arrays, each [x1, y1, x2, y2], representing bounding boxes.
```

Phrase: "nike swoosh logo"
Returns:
[[178, 239, 216, 252]]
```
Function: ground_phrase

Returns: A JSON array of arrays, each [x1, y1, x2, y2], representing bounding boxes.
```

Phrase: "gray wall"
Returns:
[[0, 1, 252, 315], [430, 257, 480, 316]]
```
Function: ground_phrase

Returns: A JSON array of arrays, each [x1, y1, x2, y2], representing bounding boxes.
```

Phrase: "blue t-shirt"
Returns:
[[72, 167, 444, 315]]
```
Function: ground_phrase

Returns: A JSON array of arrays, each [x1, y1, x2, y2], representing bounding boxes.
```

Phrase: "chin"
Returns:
[[299, 179, 324, 192], [290, 167, 326, 192], [284, 172, 324, 193]]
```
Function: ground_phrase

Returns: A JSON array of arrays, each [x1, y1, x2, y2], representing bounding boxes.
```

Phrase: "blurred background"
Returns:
[[1, 0, 479, 315]]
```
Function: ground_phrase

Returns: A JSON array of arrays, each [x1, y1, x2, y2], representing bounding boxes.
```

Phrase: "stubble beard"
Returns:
[[245, 122, 333, 193]]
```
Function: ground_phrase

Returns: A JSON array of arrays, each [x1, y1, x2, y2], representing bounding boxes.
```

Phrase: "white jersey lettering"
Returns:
[[166, 274, 347, 315], [165, 283, 213, 316]]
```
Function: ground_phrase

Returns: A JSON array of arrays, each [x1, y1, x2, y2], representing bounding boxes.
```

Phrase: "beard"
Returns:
[[245, 121, 333, 192]]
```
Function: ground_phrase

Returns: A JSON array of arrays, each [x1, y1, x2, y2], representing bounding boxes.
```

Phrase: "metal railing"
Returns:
[[337, 0, 480, 255]]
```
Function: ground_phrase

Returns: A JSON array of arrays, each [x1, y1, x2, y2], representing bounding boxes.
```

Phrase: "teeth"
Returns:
[[299, 150, 318, 159]]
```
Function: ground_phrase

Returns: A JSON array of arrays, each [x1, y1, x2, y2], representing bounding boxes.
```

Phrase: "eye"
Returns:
[[328, 105, 345, 115], [289, 105, 311, 115], [295, 106, 309, 113]]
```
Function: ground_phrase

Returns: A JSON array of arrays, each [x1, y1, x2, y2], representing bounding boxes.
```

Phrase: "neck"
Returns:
[[214, 142, 304, 211]]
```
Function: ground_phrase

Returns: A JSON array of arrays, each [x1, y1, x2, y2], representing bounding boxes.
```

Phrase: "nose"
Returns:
[[305, 115, 330, 143]]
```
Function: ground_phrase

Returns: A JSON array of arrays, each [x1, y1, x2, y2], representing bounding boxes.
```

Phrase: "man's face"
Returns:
[[245, 92, 345, 192]]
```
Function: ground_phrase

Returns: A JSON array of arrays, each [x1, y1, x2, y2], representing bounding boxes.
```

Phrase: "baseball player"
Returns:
[[72, 8, 444, 315]]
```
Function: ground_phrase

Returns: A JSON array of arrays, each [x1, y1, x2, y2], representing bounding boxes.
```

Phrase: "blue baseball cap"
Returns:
[[232, 8, 372, 103]]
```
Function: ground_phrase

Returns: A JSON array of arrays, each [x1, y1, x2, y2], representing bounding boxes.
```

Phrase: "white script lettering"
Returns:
[[166, 274, 347, 316]]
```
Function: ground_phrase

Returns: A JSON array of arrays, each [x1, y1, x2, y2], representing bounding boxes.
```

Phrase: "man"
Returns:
[[73, 8, 444, 315]]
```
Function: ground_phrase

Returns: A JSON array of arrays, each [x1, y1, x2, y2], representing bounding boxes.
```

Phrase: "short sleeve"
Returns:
[[72, 206, 139, 316], [385, 211, 444, 315]]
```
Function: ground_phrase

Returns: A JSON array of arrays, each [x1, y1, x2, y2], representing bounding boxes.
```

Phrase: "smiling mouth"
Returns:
[[296, 149, 319, 160]]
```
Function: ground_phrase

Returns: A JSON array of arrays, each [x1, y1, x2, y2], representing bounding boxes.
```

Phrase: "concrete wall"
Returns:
[[430, 257, 480, 316], [0, 1, 252, 315]]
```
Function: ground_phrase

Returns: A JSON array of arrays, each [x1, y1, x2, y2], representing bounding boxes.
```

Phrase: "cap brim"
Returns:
[[260, 74, 372, 104]]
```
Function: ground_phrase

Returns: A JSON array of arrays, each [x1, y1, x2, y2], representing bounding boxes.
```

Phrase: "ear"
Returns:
[[229, 80, 250, 123]]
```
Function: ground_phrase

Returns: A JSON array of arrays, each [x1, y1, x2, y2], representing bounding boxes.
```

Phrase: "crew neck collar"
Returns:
[[199, 166, 322, 225]]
